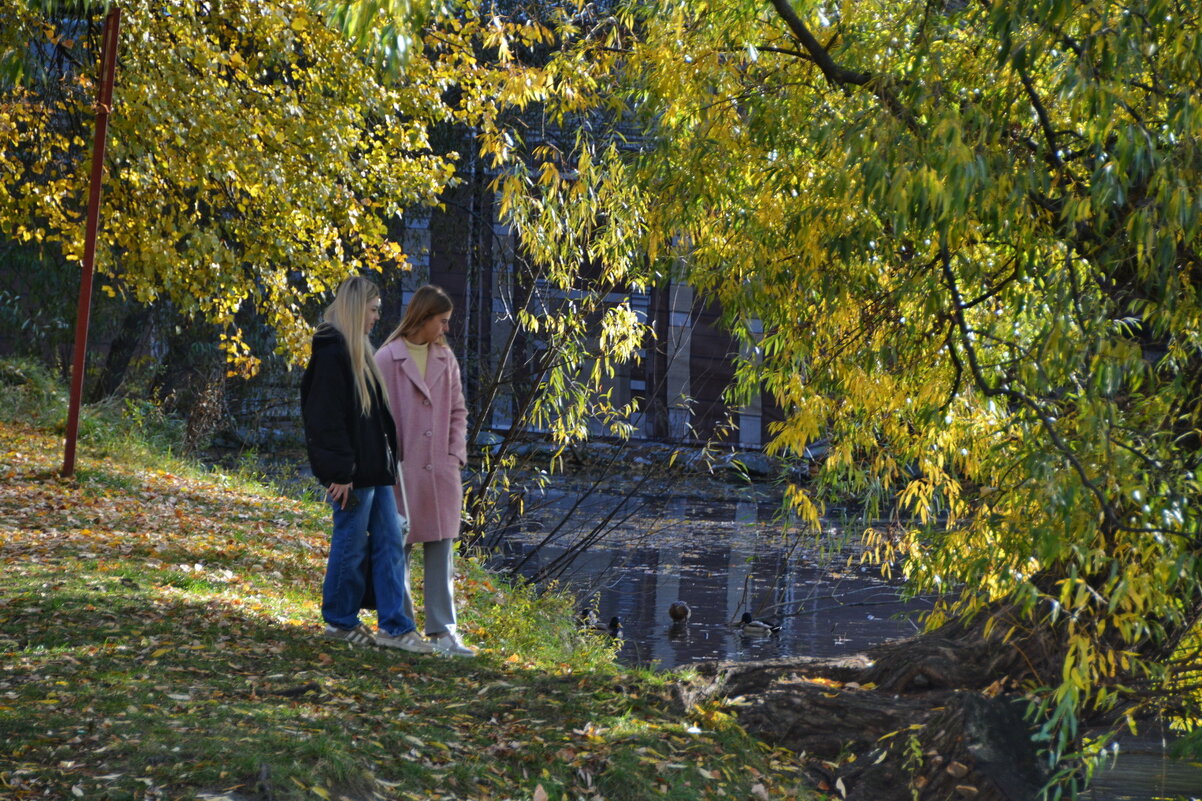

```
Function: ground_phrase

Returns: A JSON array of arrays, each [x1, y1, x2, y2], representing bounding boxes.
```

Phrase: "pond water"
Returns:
[[490, 490, 931, 669], [1084, 728, 1202, 801], [488, 485, 1202, 801]]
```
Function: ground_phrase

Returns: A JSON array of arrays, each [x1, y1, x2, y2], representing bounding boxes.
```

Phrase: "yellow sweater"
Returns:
[[404, 339, 429, 379]]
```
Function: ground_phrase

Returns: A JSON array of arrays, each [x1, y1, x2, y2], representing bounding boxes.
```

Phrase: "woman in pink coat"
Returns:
[[374, 285, 475, 657]]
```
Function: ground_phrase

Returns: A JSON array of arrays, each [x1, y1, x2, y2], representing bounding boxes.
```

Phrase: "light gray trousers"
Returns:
[[401, 537, 458, 636]]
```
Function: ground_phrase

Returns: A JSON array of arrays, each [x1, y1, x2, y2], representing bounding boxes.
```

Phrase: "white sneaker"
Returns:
[[375, 629, 435, 654], [430, 631, 477, 658], [321, 623, 376, 647]]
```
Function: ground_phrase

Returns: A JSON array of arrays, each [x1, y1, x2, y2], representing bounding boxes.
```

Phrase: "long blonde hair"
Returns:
[[384, 284, 453, 347], [322, 276, 388, 416]]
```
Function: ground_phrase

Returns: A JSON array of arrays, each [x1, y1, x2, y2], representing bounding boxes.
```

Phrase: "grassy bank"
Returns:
[[0, 362, 816, 801]]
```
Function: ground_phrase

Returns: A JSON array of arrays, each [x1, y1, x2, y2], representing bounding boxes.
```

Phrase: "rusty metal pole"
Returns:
[[62, 5, 121, 478]]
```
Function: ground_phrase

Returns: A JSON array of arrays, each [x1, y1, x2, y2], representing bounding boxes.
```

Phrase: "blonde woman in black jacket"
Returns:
[[300, 276, 433, 654]]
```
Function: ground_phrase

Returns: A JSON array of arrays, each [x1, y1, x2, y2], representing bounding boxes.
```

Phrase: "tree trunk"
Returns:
[[151, 312, 228, 452], [88, 306, 152, 402], [676, 619, 1056, 801]]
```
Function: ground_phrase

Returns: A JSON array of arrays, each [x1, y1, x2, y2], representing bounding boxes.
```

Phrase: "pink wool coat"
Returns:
[[374, 339, 468, 543]]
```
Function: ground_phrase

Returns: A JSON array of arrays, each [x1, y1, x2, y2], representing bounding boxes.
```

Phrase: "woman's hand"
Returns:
[[327, 482, 354, 509]]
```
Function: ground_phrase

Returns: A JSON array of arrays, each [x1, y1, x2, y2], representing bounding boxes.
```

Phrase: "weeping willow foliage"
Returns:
[[479, 0, 1202, 790]]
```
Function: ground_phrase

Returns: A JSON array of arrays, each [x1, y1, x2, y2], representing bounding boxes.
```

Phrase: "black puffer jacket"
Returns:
[[300, 324, 397, 488]]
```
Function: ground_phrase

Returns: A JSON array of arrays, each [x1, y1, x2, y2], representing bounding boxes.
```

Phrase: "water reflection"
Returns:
[[490, 488, 932, 670], [1085, 729, 1202, 801]]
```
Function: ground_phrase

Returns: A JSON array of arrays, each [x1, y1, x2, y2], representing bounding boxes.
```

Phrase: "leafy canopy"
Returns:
[[487, 0, 1202, 782], [0, 0, 604, 375], [1, 0, 466, 373]]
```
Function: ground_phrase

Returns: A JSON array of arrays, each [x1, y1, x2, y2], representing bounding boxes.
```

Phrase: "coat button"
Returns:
[[424, 430, 432, 437], [425, 464, 433, 471], [423, 399, 431, 407]]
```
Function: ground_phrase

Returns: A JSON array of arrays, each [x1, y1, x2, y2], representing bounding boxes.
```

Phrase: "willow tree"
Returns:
[[488, 0, 1202, 794]]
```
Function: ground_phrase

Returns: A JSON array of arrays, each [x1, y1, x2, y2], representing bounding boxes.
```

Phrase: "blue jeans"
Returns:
[[322, 486, 416, 637]]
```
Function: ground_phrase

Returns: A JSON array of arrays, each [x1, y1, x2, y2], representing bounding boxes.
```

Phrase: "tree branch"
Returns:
[[767, 0, 867, 85], [1017, 65, 1064, 170], [756, 45, 812, 61], [940, 248, 1120, 533], [766, 0, 920, 132]]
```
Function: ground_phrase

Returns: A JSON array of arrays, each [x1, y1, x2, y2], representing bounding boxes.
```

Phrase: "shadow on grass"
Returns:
[[4, 562, 756, 801]]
